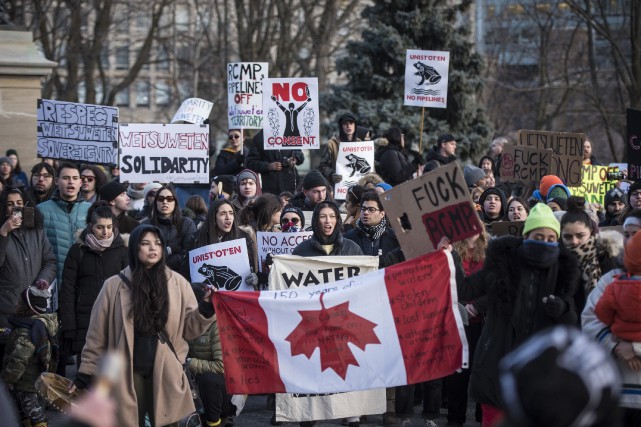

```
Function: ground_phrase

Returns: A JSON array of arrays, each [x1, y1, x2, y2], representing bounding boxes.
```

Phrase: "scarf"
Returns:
[[85, 228, 117, 253], [569, 235, 601, 295], [355, 217, 388, 240], [8, 315, 58, 371]]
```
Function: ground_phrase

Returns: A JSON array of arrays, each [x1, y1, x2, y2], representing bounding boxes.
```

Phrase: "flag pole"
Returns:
[[419, 107, 427, 155]]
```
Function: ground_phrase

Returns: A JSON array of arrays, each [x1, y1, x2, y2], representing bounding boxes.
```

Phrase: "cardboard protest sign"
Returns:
[[262, 78, 320, 150], [404, 49, 449, 108], [188, 239, 252, 291], [268, 254, 379, 291], [119, 123, 209, 184], [334, 141, 375, 200], [568, 165, 618, 206], [627, 108, 641, 181], [517, 130, 584, 186], [171, 98, 214, 124], [491, 221, 525, 237], [500, 144, 553, 183], [380, 162, 483, 260], [228, 62, 268, 129], [256, 231, 313, 273], [36, 99, 118, 165]]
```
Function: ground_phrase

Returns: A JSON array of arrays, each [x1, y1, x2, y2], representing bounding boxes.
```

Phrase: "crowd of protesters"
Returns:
[[0, 118, 636, 427]]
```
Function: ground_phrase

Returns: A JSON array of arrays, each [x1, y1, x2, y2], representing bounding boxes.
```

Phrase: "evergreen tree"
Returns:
[[323, 0, 492, 160]]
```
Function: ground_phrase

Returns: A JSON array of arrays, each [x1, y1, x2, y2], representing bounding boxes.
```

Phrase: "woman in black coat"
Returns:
[[59, 202, 128, 359], [375, 127, 419, 187]]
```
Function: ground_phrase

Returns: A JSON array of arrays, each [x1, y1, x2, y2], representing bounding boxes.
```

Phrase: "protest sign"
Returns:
[[171, 98, 214, 124], [228, 62, 268, 129], [213, 249, 468, 396], [628, 109, 641, 181], [404, 50, 449, 108], [568, 165, 618, 206], [491, 221, 525, 237], [517, 130, 584, 186], [334, 141, 375, 199], [268, 254, 379, 291], [499, 144, 553, 183], [119, 123, 209, 184], [188, 239, 252, 291], [262, 78, 320, 150], [36, 99, 118, 165], [380, 162, 483, 260], [256, 231, 313, 273]]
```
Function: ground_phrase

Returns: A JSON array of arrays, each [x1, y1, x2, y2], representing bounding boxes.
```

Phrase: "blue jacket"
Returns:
[[37, 192, 91, 310]]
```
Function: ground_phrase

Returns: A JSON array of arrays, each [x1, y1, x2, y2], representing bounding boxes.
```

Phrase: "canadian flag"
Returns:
[[213, 250, 468, 394]]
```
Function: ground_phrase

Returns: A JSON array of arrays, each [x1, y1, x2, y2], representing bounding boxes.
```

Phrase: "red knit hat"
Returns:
[[539, 175, 564, 198], [624, 231, 641, 276]]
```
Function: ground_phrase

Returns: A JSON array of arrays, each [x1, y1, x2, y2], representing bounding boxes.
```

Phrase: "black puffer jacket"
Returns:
[[457, 236, 579, 408], [59, 229, 128, 353], [425, 145, 456, 173], [375, 144, 415, 186]]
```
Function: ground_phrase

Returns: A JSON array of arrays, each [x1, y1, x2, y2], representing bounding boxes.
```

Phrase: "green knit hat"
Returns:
[[523, 202, 560, 238]]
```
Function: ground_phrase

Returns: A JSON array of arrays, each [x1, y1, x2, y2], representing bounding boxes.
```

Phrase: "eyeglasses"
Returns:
[[81, 176, 95, 183], [229, 135, 241, 140], [281, 217, 300, 225], [360, 206, 381, 213], [156, 196, 176, 203], [33, 173, 53, 180]]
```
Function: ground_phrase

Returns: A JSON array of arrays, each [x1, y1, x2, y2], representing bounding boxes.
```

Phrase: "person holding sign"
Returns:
[[318, 113, 361, 185], [142, 185, 197, 275], [454, 202, 579, 427], [212, 129, 248, 177]]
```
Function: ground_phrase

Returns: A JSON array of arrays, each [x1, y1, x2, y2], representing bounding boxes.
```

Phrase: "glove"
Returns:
[[246, 273, 259, 290], [542, 295, 567, 318], [331, 173, 343, 183]]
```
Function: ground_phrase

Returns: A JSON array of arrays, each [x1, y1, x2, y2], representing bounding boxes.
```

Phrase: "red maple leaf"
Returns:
[[285, 293, 380, 379]]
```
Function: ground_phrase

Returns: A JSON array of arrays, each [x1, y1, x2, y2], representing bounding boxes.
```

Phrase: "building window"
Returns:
[[156, 45, 170, 70], [136, 80, 150, 107], [115, 88, 129, 106], [155, 81, 170, 106], [115, 46, 129, 70]]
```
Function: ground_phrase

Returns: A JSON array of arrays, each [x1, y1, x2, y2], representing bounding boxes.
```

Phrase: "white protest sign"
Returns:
[[256, 231, 313, 272], [36, 99, 118, 165], [404, 50, 450, 108], [228, 62, 268, 129], [334, 141, 375, 200], [188, 239, 252, 291], [262, 77, 320, 150], [119, 123, 209, 184], [171, 98, 214, 124]]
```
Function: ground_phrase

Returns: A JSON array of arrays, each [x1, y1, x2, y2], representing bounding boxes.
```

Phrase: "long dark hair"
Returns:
[[197, 199, 242, 246], [0, 186, 42, 228], [128, 225, 169, 335], [382, 127, 403, 149], [81, 164, 108, 193], [149, 185, 183, 230], [239, 193, 282, 231]]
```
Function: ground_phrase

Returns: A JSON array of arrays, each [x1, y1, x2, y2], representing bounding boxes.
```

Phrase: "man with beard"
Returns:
[[25, 162, 56, 204]]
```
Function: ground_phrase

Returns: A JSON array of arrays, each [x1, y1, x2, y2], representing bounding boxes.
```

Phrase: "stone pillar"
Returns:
[[0, 28, 56, 172]]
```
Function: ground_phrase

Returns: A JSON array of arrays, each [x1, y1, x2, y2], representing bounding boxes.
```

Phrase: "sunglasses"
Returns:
[[281, 217, 300, 225], [229, 134, 241, 140], [81, 176, 95, 183], [360, 206, 381, 213], [156, 196, 176, 203]]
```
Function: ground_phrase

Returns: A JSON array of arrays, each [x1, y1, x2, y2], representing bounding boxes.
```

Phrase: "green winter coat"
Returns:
[[1, 312, 58, 392], [186, 317, 223, 375]]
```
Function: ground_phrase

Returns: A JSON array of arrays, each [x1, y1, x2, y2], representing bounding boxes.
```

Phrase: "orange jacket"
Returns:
[[595, 276, 641, 342]]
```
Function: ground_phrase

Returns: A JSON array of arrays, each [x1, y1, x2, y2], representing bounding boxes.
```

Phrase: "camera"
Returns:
[[607, 171, 625, 181], [281, 157, 295, 168], [13, 207, 35, 228]]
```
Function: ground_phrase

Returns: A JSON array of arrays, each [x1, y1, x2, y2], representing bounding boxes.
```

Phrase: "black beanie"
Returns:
[[281, 205, 305, 228], [604, 187, 626, 208], [303, 170, 328, 190], [337, 113, 357, 126], [99, 181, 127, 202]]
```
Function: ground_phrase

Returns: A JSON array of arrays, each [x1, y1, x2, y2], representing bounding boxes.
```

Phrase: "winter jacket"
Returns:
[[59, 230, 128, 353], [116, 212, 139, 234], [142, 216, 196, 273], [78, 266, 214, 427], [582, 268, 641, 409], [37, 192, 91, 309], [292, 233, 362, 257], [425, 145, 457, 173], [0, 228, 56, 330], [1, 312, 58, 392], [186, 318, 223, 375], [343, 226, 399, 268], [594, 275, 641, 342], [212, 146, 249, 177], [457, 236, 579, 408], [375, 144, 415, 187], [288, 191, 331, 212], [246, 131, 304, 195]]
